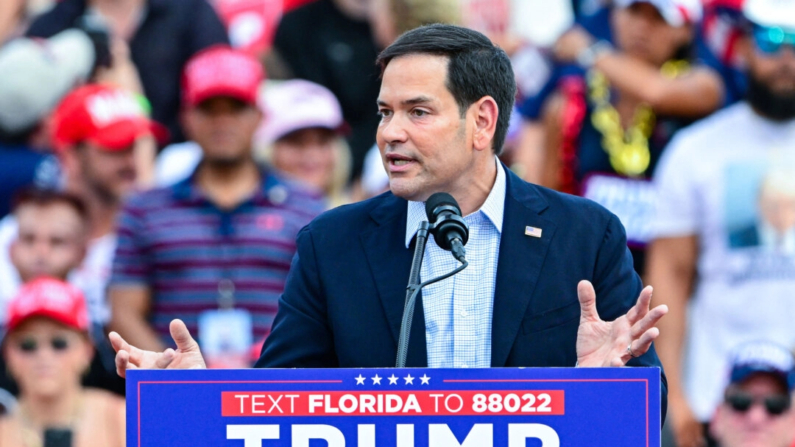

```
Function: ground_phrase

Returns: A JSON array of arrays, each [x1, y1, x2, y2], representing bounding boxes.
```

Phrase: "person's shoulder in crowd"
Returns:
[[120, 183, 180, 214], [0, 389, 124, 446], [266, 168, 329, 216], [303, 189, 397, 237], [24, 0, 83, 37], [82, 387, 125, 428], [26, 0, 225, 38], [664, 101, 753, 155], [0, 146, 60, 218], [274, 0, 340, 53], [528, 178, 623, 243], [123, 167, 327, 215]]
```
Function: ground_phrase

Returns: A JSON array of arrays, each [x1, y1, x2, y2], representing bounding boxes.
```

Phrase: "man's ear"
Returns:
[[471, 96, 499, 152]]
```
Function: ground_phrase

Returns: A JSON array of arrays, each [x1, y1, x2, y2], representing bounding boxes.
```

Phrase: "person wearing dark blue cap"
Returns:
[[710, 341, 795, 447]]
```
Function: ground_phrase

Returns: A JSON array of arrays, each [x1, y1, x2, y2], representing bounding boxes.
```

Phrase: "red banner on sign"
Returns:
[[221, 390, 565, 417]]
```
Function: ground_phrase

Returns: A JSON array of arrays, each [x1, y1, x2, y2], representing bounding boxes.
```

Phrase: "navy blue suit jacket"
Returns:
[[257, 168, 667, 419]]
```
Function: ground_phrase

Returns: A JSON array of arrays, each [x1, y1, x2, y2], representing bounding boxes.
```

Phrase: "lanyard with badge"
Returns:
[[197, 213, 254, 368]]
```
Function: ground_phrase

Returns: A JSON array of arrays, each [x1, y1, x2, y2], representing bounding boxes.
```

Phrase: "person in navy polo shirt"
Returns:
[[108, 47, 325, 367]]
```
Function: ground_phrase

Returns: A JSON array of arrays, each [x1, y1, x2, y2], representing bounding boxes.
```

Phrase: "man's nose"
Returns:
[[745, 402, 773, 425], [34, 240, 51, 257], [379, 114, 409, 144]]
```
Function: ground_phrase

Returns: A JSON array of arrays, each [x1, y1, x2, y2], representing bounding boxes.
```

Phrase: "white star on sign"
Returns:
[[388, 374, 399, 385], [420, 374, 430, 385], [372, 374, 382, 385], [355, 374, 366, 385], [404, 374, 414, 385]]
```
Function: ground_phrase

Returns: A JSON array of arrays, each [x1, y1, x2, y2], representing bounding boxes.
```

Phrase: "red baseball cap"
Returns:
[[52, 84, 168, 152], [182, 45, 264, 107], [5, 277, 89, 333]]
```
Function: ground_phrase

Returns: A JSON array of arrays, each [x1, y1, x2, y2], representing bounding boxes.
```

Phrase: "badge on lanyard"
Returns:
[[198, 279, 253, 368]]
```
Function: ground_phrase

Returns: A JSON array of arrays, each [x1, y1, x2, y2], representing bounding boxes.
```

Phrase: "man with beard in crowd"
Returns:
[[648, 0, 795, 445]]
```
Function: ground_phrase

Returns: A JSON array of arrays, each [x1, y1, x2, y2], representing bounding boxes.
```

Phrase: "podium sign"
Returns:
[[127, 367, 660, 446]]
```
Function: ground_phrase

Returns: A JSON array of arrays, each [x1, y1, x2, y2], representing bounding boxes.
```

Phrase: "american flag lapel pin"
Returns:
[[525, 226, 543, 238]]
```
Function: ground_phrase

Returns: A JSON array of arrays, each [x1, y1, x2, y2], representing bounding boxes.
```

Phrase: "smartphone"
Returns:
[[43, 428, 73, 447]]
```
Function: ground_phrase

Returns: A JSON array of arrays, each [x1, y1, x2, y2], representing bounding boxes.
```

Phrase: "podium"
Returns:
[[127, 367, 661, 446]]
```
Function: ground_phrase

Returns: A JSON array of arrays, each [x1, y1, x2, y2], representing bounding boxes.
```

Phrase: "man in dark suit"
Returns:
[[110, 24, 669, 416]]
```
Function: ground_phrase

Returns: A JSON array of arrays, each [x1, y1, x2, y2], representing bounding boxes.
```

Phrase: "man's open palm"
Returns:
[[110, 319, 206, 378], [576, 280, 668, 367]]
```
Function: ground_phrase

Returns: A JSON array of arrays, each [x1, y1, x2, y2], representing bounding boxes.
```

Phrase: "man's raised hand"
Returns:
[[109, 319, 206, 378], [575, 280, 668, 367]]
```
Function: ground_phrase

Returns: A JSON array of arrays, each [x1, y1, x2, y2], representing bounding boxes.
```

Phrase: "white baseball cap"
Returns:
[[614, 0, 703, 26], [256, 79, 345, 146], [0, 29, 95, 134], [743, 0, 795, 29]]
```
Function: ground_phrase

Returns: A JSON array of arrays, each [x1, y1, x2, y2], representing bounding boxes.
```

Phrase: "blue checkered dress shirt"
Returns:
[[404, 159, 505, 368]]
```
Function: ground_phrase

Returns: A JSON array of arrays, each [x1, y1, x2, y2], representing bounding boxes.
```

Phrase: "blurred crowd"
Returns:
[[0, 0, 793, 445]]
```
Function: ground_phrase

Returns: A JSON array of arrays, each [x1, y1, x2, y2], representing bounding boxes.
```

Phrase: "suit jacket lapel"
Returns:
[[360, 193, 428, 367], [491, 169, 557, 367]]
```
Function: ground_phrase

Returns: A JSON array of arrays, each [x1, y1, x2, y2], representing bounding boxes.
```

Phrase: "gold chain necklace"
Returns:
[[586, 60, 689, 176]]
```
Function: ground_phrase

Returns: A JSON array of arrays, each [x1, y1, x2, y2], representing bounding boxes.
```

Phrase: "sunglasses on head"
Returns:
[[753, 25, 795, 55], [16, 336, 71, 354], [725, 391, 792, 416]]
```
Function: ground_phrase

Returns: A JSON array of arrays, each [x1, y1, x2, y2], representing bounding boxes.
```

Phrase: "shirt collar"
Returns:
[[172, 163, 289, 207], [404, 158, 506, 248]]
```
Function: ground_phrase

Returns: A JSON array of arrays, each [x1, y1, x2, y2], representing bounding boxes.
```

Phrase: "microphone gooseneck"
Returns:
[[395, 193, 471, 368]]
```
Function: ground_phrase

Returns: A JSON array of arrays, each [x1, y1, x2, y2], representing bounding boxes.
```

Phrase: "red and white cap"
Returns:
[[5, 278, 89, 333], [52, 84, 168, 152], [182, 45, 265, 107], [615, 0, 703, 26]]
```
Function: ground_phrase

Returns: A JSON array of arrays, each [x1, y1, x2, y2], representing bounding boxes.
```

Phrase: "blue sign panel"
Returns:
[[127, 367, 660, 446]]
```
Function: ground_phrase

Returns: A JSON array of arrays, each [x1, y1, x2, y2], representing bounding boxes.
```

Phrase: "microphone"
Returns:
[[425, 193, 468, 263]]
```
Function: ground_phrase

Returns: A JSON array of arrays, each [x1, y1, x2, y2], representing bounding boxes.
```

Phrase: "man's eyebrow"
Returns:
[[376, 96, 434, 107]]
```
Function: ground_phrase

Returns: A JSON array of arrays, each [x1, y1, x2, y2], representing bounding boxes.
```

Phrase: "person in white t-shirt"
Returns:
[[647, 0, 795, 446]]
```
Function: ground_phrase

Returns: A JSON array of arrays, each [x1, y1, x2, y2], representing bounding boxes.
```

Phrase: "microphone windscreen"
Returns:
[[425, 193, 460, 223]]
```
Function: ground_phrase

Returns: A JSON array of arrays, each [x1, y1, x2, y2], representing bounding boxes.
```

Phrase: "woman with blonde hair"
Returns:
[[255, 79, 352, 209]]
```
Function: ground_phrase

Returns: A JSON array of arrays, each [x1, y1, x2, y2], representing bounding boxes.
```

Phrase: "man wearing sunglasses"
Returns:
[[710, 341, 795, 447], [649, 0, 795, 446]]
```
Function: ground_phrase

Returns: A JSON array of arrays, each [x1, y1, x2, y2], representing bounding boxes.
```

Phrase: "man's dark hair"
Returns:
[[13, 187, 89, 222], [376, 24, 516, 154]]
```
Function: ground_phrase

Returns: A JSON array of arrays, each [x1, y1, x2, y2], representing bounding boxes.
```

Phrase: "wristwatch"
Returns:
[[576, 40, 614, 69]]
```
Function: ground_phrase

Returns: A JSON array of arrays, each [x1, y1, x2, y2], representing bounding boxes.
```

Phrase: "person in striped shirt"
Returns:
[[107, 47, 325, 365]]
